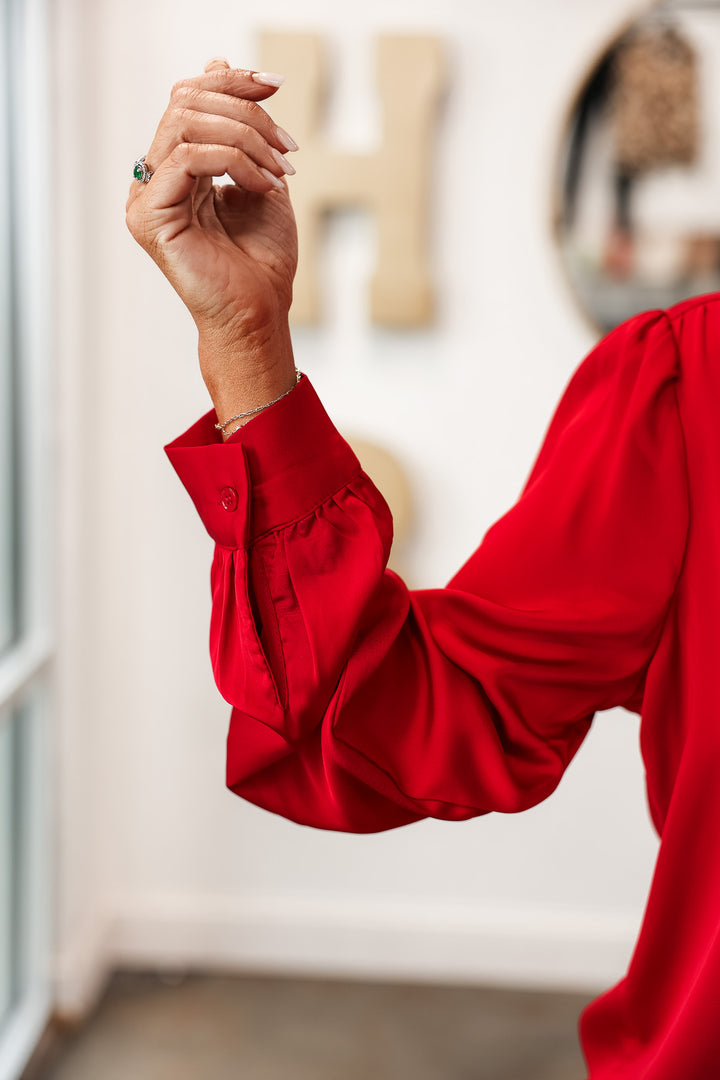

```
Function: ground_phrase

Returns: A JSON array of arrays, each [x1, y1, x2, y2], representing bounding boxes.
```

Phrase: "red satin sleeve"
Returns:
[[163, 308, 688, 834]]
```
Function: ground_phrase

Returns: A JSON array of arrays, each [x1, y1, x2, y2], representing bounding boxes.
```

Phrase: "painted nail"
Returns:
[[259, 167, 285, 191], [275, 125, 299, 152], [270, 148, 295, 176], [252, 71, 286, 87]]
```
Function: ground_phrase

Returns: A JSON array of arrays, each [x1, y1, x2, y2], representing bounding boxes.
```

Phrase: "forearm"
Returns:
[[198, 320, 297, 440]]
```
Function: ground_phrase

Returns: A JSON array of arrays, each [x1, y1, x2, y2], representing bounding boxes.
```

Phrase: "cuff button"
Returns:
[[219, 486, 239, 512]]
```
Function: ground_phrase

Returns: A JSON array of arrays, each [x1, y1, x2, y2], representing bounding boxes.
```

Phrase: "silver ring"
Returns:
[[133, 155, 153, 183]]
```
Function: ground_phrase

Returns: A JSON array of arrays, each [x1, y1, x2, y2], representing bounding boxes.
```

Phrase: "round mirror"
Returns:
[[555, 0, 720, 332]]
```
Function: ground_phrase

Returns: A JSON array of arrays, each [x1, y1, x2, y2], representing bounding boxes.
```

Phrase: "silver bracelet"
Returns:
[[214, 368, 302, 434]]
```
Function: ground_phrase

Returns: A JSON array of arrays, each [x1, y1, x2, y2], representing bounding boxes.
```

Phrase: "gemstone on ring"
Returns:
[[133, 156, 153, 183]]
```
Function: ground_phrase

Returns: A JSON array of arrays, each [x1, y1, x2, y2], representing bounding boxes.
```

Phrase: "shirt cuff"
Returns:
[[163, 373, 364, 548]]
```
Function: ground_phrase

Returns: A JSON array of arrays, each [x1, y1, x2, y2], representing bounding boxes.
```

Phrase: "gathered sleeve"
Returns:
[[163, 308, 689, 833]]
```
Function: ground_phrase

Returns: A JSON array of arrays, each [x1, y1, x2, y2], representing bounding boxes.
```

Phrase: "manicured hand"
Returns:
[[125, 57, 299, 349]]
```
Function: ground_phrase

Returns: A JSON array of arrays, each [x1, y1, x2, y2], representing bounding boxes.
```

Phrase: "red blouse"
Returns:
[[164, 292, 720, 1078]]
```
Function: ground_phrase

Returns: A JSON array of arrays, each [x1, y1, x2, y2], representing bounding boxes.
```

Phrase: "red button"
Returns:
[[220, 486, 238, 512]]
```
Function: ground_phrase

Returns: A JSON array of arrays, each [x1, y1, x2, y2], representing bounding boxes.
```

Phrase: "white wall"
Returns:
[[51, 0, 662, 1017]]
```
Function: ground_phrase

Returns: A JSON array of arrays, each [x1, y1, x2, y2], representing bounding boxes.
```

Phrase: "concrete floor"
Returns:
[[36, 971, 594, 1080]]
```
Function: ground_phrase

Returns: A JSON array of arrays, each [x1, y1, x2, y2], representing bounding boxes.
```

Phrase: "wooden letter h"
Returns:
[[259, 32, 446, 327]]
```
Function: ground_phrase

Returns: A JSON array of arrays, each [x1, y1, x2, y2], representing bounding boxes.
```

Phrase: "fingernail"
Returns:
[[270, 148, 295, 176], [205, 56, 230, 70], [252, 71, 286, 87], [275, 125, 299, 152], [259, 167, 285, 191]]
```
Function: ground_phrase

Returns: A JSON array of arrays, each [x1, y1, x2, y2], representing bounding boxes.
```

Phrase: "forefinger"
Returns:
[[171, 66, 286, 104]]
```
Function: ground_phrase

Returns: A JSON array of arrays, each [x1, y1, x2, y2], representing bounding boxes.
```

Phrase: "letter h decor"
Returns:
[[259, 32, 446, 327]]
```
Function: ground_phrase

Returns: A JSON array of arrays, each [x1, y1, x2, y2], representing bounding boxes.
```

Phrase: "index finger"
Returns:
[[172, 66, 286, 104]]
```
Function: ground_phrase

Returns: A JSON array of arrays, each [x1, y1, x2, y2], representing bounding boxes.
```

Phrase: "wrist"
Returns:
[[198, 316, 293, 378], [197, 320, 297, 440]]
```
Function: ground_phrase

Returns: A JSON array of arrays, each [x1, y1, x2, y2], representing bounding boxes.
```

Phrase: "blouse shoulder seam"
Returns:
[[664, 291, 720, 324], [658, 310, 683, 379], [651, 310, 691, 641]]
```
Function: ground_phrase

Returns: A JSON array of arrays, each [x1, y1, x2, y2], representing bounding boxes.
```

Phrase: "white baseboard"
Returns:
[[52, 912, 112, 1022], [105, 893, 640, 994]]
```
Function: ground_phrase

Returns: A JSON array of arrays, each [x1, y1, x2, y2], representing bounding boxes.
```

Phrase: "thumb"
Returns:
[[204, 56, 231, 73]]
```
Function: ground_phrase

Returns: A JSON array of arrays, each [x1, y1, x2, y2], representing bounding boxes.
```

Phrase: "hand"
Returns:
[[125, 57, 299, 351]]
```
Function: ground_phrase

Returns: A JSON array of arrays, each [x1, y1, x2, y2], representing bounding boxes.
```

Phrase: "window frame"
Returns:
[[0, 0, 54, 1076]]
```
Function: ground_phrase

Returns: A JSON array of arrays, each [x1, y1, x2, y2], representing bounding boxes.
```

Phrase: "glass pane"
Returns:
[[0, 687, 51, 1066], [0, 305, 15, 659], [0, 712, 19, 1030], [0, 0, 17, 659]]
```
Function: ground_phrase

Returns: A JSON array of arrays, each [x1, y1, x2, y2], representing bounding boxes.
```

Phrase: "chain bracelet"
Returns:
[[214, 367, 302, 434]]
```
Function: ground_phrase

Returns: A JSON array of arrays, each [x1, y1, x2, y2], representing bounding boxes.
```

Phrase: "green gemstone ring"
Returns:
[[133, 156, 153, 183]]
